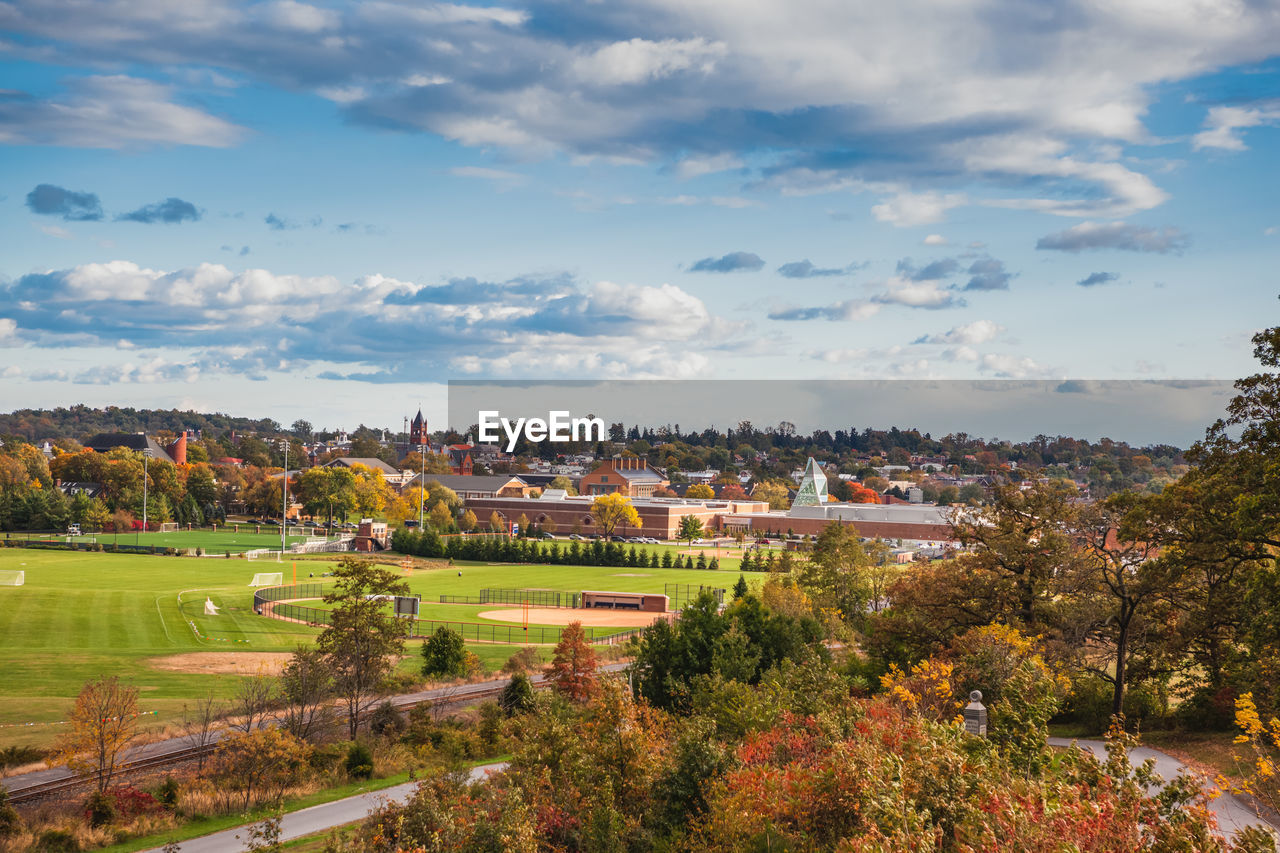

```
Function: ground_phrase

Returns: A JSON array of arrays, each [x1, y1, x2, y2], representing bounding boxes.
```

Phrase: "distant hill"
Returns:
[[0, 405, 284, 443]]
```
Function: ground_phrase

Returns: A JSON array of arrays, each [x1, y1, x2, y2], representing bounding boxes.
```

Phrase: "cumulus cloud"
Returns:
[[0, 76, 244, 149], [1193, 102, 1280, 151], [871, 278, 964, 310], [688, 251, 765, 273], [913, 319, 1004, 346], [1077, 271, 1119, 287], [572, 37, 727, 86], [979, 353, 1055, 379], [1036, 221, 1190, 253], [117, 197, 201, 224], [923, 234, 948, 246], [871, 191, 966, 227], [963, 257, 1013, 291], [25, 184, 103, 221], [776, 259, 860, 279], [0, 260, 742, 382]]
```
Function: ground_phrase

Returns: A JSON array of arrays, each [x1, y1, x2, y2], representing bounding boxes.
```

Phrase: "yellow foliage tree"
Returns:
[[56, 676, 140, 794], [591, 492, 641, 538]]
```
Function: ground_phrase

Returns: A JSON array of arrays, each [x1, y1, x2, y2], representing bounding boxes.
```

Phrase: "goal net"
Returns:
[[158, 523, 179, 533], [248, 572, 283, 587], [0, 571, 23, 587]]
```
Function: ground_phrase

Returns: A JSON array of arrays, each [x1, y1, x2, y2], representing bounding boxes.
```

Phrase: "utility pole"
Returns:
[[281, 438, 288, 559]]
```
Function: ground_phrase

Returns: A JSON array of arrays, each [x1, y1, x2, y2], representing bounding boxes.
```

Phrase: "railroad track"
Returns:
[[4, 680, 520, 805]]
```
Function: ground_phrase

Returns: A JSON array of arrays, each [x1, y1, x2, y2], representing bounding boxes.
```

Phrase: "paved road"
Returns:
[[1048, 737, 1277, 836], [138, 762, 508, 853]]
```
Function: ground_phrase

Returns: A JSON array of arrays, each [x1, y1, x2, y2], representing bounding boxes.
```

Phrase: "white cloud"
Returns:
[[923, 234, 948, 246], [448, 166, 527, 188], [259, 0, 338, 33], [871, 277, 963, 310], [573, 37, 727, 86], [916, 320, 1005, 346], [979, 353, 1055, 379], [317, 85, 367, 104], [1193, 103, 1280, 151], [871, 192, 966, 227], [0, 75, 245, 149], [675, 152, 743, 179]]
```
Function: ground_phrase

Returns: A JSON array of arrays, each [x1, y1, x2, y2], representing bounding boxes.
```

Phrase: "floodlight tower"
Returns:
[[281, 438, 288, 559], [138, 441, 151, 545]]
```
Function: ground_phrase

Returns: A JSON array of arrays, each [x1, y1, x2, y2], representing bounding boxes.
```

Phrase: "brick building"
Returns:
[[463, 492, 767, 539], [579, 457, 668, 498]]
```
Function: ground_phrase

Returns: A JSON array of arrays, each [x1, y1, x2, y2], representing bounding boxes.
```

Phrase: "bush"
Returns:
[[499, 673, 536, 716], [1175, 685, 1237, 731], [153, 776, 180, 810], [369, 701, 406, 737], [345, 743, 374, 779], [85, 790, 118, 828], [421, 627, 466, 678], [502, 646, 540, 674], [35, 829, 80, 852], [0, 788, 21, 837]]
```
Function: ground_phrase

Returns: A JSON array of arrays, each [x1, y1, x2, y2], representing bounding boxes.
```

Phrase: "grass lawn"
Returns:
[[0, 549, 748, 748], [9, 527, 318, 554]]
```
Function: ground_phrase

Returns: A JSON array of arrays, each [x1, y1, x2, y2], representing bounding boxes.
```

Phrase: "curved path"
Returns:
[[138, 762, 507, 853], [1048, 737, 1278, 836]]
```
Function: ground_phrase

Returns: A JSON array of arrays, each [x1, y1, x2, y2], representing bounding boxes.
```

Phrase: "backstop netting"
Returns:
[[665, 583, 725, 610], [248, 572, 284, 587], [478, 588, 582, 608], [0, 571, 23, 586]]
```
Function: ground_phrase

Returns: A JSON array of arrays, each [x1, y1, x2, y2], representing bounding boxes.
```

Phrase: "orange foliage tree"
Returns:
[[546, 621, 597, 701]]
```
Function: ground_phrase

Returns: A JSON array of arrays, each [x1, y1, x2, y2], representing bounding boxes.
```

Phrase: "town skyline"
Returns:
[[2, 1, 1278, 431]]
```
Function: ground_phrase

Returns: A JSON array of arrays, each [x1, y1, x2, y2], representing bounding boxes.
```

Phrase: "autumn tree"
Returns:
[[294, 466, 357, 528], [546, 621, 597, 701], [797, 521, 873, 626], [279, 645, 334, 742], [316, 557, 411, 738], [459, 509, 477, 532], [211, 728, 311, 810], [685, 484, 715, 500], [591, 492, 641, 538], [56, 676, 140, 794], [751, 480, 791, 511]]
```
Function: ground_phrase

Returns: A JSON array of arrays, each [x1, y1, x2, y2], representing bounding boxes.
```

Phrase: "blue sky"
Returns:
[[1, 0, 1278, 435]]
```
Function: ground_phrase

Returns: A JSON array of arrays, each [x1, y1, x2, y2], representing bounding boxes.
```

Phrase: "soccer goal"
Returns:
[[248, 572, 284, 587], [158, 522, 179, 533], [0, 571, 24, 587]]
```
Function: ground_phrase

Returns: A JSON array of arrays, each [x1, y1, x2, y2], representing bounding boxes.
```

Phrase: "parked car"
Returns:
[[569, 533, 586, 540], [638, 536, 659, 544], [539, 532, 556, 540]]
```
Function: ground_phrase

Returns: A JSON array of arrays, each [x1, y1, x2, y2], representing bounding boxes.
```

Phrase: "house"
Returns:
[[84, 432, 176, 464], [578, 457, 668, 498], [323, 457, 415, 488], [57, 481, 105, 500], [406, 473, 533, 500]]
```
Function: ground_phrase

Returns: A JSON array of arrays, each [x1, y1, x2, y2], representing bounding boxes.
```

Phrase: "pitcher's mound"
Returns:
[[478, 608, 668, 628]]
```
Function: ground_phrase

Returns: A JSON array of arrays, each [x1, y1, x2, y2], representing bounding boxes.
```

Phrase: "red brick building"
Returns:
[[579, 457, 668, 498]]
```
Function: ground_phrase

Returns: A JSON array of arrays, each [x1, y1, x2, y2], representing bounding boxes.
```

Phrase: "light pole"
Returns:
[[281, 438, 288, 559], [418, 435, 426, 529], [138, 448, 150, 545]]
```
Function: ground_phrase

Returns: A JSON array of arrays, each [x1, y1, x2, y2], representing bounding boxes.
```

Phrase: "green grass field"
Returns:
[[0, 548, 749, 748], [9, 527, 318, 553]]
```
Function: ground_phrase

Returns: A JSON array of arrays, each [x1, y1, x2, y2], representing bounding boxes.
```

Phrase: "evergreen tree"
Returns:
[[733, 574, 749, 600]]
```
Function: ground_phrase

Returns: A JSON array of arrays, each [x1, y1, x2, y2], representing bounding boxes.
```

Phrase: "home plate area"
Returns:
[[477, 608, 670, 627]]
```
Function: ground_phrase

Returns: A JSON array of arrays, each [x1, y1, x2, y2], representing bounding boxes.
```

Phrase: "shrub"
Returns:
[[499, 673, 536, 716], [369, 701, 406, 737], [502, 646, 540, 674], [35, 829, 80, 852], [153, 776, 180, 810], [345, 743, 374, 779], [84, 790, 118, 828], [421, 627, 466, 678], [0, 788, 21, 837]]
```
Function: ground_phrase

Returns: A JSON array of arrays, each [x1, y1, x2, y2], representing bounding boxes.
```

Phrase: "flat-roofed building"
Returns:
[[463, 492, 767, 539], [721, 502, 957, 543]]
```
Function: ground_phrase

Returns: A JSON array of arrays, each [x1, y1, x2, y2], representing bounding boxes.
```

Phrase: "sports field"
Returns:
[[0, 547, 746, 748], [8, 527, 318, 554]]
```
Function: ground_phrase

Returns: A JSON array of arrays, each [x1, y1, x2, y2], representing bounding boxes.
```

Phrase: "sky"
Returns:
[[1, 0, 1278, 441]]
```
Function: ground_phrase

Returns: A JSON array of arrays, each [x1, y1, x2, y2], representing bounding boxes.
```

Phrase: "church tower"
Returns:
[[410, 408, 429, 446]]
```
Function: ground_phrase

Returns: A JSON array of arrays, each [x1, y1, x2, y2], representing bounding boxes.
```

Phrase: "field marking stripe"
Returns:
[[153, 594, 175, 645]]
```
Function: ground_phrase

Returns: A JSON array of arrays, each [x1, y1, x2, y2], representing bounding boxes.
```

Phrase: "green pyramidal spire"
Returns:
[[793, 457, 828, 507]]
